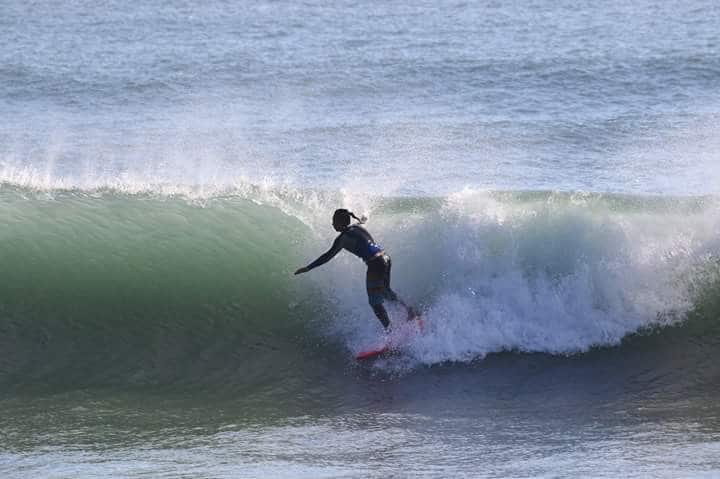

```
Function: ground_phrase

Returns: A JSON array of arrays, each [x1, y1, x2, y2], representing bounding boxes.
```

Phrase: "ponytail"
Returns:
[[349, 211, 366, 224], [333, 208, 367, 227]]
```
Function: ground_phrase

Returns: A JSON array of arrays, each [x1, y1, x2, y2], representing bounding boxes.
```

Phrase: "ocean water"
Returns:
[[1, 0, 720, 477]]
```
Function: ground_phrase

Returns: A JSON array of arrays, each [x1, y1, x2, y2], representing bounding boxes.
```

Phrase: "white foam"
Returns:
[[317, 189, 720, 365]]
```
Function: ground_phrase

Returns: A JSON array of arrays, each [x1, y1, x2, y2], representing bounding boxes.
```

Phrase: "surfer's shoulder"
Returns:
[[347, 224, 368, 234]]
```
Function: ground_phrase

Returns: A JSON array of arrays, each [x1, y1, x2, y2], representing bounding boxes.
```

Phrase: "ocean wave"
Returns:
[[0, 183, 718, 388]]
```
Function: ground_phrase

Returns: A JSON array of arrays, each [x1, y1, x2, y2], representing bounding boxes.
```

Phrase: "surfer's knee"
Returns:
[[386, 289, 398, 301], [367, 287, 385, 308], [372, 304, 390, 329]]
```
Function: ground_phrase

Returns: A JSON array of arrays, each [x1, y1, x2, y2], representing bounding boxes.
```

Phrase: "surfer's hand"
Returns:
[[294, 267, 309, 275]]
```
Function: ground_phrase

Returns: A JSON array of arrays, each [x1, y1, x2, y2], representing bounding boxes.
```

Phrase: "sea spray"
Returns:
[[0, 183, 718, 386]]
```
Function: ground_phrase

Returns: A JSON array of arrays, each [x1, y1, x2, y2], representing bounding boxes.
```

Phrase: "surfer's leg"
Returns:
[[371, 304, 390, 329], [367, 258, 390, 329], [383, 256, 399, 302], [383, 256, 417, 319]]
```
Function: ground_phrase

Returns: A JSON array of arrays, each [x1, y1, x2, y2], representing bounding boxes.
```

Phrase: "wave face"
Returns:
[[0, 185, 315, 390], [1, 185, 719, 389]]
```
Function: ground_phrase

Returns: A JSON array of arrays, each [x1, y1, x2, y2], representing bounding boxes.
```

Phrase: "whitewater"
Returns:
[[2, 0, 720, 477], [1, 184, 718, 384]]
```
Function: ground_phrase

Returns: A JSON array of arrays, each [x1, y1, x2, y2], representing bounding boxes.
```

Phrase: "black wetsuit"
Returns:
[[306, 225, 398, 308]]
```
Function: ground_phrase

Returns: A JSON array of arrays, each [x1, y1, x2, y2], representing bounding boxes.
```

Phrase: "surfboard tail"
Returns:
[[356, 345, 389, 361], [355, 315, 424, 361]]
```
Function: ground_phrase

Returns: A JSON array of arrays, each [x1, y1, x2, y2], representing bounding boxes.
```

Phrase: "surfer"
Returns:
[[294, 209, 417, 330]]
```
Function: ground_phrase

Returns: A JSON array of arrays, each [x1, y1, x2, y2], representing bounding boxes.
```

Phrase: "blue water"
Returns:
[[2, 0, 720, 477], [2, 0, 720, 195]]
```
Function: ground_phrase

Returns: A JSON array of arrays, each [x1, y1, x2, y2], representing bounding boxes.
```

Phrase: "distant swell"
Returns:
[[1, 184, 719, 390]]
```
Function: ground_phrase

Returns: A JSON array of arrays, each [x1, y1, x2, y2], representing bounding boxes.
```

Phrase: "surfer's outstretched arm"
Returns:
[[294, 236, 343, 275]]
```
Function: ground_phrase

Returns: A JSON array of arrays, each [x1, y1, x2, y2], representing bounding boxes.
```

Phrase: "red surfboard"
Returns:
[[356, 317, 424, 361], [356, 344, 390, 361]]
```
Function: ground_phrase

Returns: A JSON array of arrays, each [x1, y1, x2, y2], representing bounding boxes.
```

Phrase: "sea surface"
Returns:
[[1, 0, 720, 477]]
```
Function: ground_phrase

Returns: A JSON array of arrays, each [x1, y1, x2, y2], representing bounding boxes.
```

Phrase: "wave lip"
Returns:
[[0, 185, 718, 387]]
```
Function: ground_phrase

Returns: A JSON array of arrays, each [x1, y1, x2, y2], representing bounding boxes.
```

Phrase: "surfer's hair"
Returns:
[[333, 208, 364, 226]]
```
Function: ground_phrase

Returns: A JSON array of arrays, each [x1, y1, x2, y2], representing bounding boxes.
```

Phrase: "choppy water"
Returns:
[[2, 0, 720, 477]]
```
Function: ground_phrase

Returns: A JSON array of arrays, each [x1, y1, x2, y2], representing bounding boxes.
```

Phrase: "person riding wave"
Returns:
[[294, 209, 417, 330]]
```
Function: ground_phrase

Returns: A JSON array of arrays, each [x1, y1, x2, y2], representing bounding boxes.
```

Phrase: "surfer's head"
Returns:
[[333, 209, 363, 231]]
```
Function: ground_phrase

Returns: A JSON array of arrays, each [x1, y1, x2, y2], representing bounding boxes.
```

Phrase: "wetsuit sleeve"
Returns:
[[306, 234, 345, 270]]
